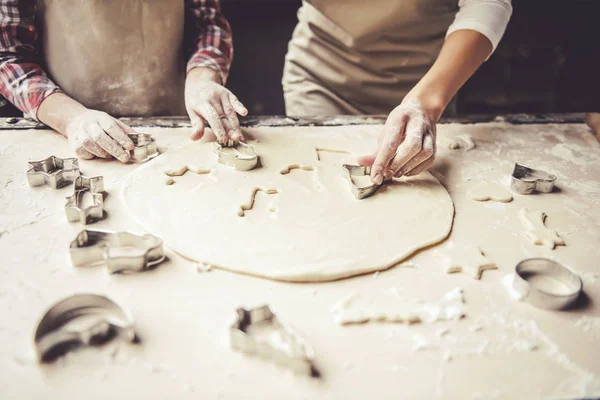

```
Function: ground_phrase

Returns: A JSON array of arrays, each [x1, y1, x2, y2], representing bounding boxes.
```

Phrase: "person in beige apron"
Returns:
[[0, 0, 246, 162], [283, 0, 512, 184]]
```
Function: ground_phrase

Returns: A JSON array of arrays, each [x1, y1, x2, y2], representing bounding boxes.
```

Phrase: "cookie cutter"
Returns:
[[510, 164, 557, 195], [230, 305, 317, 376], [70, 229, 165, 274], [73, 175, 105, 193], [27, 156, 81, 189], [65, 190, 104, 225], [213, 142, 258, 171], [34, 294, 136, 363], [512, 258, 582, 310], [342, 164, 382, 200], [128, 133, 159, 163]]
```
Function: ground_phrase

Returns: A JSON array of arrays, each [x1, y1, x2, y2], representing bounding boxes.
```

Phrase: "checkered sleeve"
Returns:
[[0, 0, 62, 119], [185, 0, 233, 85]]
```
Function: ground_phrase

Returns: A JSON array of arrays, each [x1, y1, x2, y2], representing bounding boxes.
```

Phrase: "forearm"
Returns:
[[36, 93, 87, 136], [186, 66, 221, 84], [405, 30, 492, 121]]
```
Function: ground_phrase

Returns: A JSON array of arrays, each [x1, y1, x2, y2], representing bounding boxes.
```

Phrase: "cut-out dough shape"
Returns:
[[519, 208, 565, 249], [280, 164, 314, 175], [468, 181, 513, 202], [448, 135, 475, 151], [238, 188, 280, 217], [443, 244, 498, 280], [315, 147, 350, 161], [164, 165, 211, 185], [332, 287, 465, 326]]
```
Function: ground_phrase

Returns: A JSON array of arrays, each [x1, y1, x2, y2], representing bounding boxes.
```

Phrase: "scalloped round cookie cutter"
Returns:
[[512, 258, 582, 310]]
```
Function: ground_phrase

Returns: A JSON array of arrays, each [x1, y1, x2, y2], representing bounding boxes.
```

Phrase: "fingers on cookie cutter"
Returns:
[[512, 258, 582, 310], [230, 305, 318, 376], [65, 176, 105, 225], [213, 142, 258, 171], [69, 229, 165, 274], [342, 164, 382, 200], [128, 133, 159, 163], [27, 156, 81, 189], [34, 294, 136, 363], [510, 164, 557, 195]]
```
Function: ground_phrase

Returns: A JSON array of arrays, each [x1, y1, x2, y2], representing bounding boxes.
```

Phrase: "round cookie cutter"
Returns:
[[512, 258, 582, 310]]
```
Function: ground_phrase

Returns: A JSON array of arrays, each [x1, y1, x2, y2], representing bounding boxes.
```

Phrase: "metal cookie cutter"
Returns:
[[128, 133, 159, 163], [70, 229, 165, 274], [65, 175, 105, 225], [34, 294, 136, 363], [512, 258, 582, 310], [342, 164, 382, 200], [230, 305, 317, 376], [510, 164, 557, 195], [73, 175, 104, 193], [27, 156, 80, 189], [213, 142, 258, 171]]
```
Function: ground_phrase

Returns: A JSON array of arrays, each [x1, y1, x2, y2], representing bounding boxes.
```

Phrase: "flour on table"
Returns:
[[443, 244, 498, 280], [332, 287, 465, 325], [519, 208, 565, 249], [468, 181, 513, 203], [121, 127, 455, 282], [448, 135, 475, 151]]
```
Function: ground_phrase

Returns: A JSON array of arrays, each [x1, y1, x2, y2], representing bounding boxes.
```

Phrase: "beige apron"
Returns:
[[283, 0, 458, 116], [37, 0, 186, 117]]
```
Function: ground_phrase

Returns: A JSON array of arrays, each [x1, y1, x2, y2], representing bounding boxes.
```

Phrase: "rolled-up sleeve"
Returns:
[[446, 0, 513, 54]]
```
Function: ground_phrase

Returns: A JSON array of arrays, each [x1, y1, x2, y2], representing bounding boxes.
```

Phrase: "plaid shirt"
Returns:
[[0, 0, 233, 119]]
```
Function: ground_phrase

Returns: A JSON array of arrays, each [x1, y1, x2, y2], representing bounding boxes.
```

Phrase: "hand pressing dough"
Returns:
[[468, 181, 513, 203], [332, 287, 465, 325], [519, 208, 565, 249], [121, 127, 455, 282], [443, 244, 497, 280]]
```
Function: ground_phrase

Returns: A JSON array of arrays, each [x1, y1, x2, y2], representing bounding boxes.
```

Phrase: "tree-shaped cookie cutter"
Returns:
[[26, 156, 81, 189], [213, 142, 259, 171], [34, 294, 136, 363], [510, 163, 557, 195], [64, 176, 105, 225], [230, 305, 317, 376], [342, 164, 382, 200], [69, 229, 165, 274], [128, 133, 159, 163]]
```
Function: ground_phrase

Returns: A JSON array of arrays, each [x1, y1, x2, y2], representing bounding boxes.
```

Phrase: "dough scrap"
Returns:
[[332, 287, 465, 326], [448, 135, 475, 151], [519, 208, 565, 249], [443, 244, 498, 280], [468, 181, 513, 203], [122, 127, 455, 282]]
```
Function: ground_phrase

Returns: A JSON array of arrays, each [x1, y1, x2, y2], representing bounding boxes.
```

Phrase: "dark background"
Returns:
[[223, 0, 600, 116]]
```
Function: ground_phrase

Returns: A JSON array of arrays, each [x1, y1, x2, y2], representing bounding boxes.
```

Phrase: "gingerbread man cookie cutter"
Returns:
[[69, 229, 165, 274], [26, 156, 81, 189], [34, 294, 136, 363], [342, 164, 382, 200], [510, 164, 557, 195], [213, 142, 259, 171]]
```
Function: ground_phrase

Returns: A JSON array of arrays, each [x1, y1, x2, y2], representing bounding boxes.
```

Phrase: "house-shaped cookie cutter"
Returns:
[[27, 156, 81, 189], [128, 133, 159, 163], [34, 294, 136, 363], [214, 142, 258, 171], [512, 258, 582, 310], [69, 229, 165, 274], [510, 164, 557, 195], [230, 305, 317, 376], [342, 164, 382, 200]]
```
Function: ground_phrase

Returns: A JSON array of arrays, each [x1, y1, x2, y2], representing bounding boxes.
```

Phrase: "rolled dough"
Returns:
[[121, 127, 455, 282]]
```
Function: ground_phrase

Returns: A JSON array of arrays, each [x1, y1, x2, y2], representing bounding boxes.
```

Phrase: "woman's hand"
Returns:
[[359, 100, 437, 184], [185, 67, 248, 144]]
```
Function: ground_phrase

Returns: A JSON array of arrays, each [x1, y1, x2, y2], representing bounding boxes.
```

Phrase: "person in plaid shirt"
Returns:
[[0, 0, 246, 162]]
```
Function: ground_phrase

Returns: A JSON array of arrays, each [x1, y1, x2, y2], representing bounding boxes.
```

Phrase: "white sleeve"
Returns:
[[446, 0, 513, 55]]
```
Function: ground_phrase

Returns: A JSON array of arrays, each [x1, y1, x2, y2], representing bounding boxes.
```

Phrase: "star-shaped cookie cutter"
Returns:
[[128, 133, 159, 163], [342, 164, 382, 200], [510, 163, 557, 195], [213, 142, 259, 171], [230, 305, 317, 376], [27, 156, 81, 189], [34, 294, 136, 363], [69, 229, 165, 274]]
